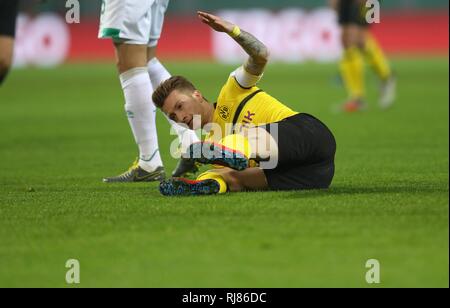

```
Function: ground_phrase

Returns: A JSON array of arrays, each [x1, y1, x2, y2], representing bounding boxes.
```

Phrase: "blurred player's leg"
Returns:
[[0, 37, 14, 85], [0, 0, 19, 86], [336, 0, 367, 112], [364, 32, 391, 81], [339, 25, 366, 112], [363, 32, 397, 108]]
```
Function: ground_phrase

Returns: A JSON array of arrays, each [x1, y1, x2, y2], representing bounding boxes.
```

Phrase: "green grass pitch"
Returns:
[[0, 58, 448, 287]]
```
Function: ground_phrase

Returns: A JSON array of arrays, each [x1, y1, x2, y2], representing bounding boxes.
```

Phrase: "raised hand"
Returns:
[[197, 11, 235, 34], [197, 10, 269, 76]]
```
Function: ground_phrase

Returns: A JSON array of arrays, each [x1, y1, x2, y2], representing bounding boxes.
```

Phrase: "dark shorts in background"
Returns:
[[338, 0, 369, 27], [0, 0, 20, 37], [262, 113, 336, 191]]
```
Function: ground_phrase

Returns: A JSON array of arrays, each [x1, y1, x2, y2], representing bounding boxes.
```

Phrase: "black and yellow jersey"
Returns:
[[207, 73, 298, 142]]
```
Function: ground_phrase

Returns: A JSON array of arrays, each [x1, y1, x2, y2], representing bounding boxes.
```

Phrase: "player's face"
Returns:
[[162, 89, 206, 130]]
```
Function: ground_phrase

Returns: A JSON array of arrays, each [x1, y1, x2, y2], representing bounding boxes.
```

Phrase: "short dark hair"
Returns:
[[152, 76, 197, 109]]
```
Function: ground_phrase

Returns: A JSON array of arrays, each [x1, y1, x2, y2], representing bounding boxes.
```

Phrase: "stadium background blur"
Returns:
[[12, 0, 449, 66], [0, 0, 448, 287]]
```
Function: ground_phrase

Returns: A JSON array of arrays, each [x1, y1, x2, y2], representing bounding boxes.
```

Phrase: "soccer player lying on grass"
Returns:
[[154, 11, 337, 196]]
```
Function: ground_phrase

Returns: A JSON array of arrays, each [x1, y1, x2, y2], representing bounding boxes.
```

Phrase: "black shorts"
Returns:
[[261, 113, 336, 191], [0, 0, 19, 37], [338, 0, 369, 27]]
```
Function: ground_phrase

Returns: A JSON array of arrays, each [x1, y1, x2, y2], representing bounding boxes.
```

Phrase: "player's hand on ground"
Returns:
[[197, 11, 235, 34]]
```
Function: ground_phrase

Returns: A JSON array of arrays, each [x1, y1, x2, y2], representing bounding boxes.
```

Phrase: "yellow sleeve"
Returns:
[[218, 75, 257, 103]]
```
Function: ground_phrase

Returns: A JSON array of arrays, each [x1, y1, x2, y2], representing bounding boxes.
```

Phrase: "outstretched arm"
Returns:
[[197, 11, 269, 76]]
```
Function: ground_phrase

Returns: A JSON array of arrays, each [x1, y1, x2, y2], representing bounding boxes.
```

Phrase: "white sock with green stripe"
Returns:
[[120, 67, 163, 172], [148, 58, 200, 152]]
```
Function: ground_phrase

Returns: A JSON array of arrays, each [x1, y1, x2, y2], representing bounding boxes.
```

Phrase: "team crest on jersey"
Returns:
[[218, 105, 231, 120]]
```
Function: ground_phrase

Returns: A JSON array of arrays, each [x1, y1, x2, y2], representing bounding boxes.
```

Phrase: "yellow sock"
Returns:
[[197, 171, 228, 194], [365, 34, 391, 81], [340, 47, 365, 99]]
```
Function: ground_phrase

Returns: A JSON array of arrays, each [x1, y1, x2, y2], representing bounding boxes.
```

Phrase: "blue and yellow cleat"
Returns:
[[185, 142, 249, 171], [159, 178, 220, 196]]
